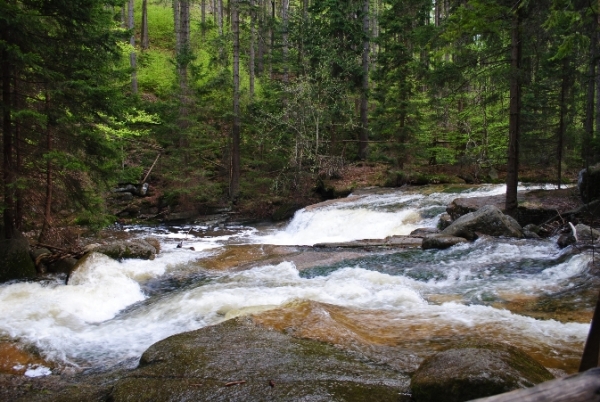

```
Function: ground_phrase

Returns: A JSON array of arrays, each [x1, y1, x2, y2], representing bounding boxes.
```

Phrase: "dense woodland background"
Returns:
[[2, 0, 600, 241]]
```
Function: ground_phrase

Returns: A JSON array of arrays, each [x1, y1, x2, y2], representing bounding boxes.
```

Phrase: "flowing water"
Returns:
[[0, 184, 593, 377]]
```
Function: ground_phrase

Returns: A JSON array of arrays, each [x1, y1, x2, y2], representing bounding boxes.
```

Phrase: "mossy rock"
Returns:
[[0, 231, 36, 283], [411, 341, 554, 402], [108, 317, 410, 402]]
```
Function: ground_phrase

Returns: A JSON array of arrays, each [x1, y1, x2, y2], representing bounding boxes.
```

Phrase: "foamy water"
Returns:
[[0, 183, 589, 373]]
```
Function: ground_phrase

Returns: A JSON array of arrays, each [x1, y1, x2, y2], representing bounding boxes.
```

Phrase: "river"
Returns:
[[0, 183, 592, 378]]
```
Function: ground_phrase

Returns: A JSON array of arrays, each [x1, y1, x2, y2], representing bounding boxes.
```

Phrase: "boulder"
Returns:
[[446, 188, 581, 226], [574, 224, 600, 242], [410, 228, 440, 238], [441, 205, 524, 241], [0, 230, 36, 282], [86, 238, 158, 260], [422, 235, 468, 250], [108, 317, 410, 402], [411, 341, 554, 402], [579, 163, 600, 203], [438, 213, 453, 230]]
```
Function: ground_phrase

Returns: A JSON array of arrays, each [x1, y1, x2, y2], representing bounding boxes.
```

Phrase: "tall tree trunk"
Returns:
[[585, 10, 597, 171], [201, 0, 206, 38], [13, 75, 22, 230], [128, 0, 138, 94], [39, 94, 53, 243], [217, 0, 224, 60], [270, 1, 275, 79], [505, 2, 522, 217], [179, 0, 190, 92], [282, 0, 289, 84], [231, 0, 241, 199], [257, 0, 265, 75], [557, 58, 569, 190], [250, 0, 256, 97], [178, 1, 191, 152], [141, 0, 149, 50], [1, 44, 15, 238], [359, 0, 369, 160]]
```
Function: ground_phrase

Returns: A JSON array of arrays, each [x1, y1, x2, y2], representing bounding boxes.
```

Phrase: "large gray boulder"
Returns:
[[441, 205, 524, 240], [85, 238, 159, 260], [0, 230, 36, 282], [411, 341, 554, 402]]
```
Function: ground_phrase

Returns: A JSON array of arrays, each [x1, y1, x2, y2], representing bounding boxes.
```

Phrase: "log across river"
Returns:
[[0, 183, 593, 380]]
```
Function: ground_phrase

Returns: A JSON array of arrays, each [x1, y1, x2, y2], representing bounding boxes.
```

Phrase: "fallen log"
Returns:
[[468, 367, 600, 402]]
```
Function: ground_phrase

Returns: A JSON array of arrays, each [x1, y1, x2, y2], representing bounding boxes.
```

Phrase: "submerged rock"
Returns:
[[441, 205, 524, 241], [411, 341, 554, 402], [108, 317, 410, 402], [422, 235, 468, 250]]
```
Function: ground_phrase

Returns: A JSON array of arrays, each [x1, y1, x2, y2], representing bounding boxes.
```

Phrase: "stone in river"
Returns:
[[441, 205, 524, 241], [411, 341, 554, 402]]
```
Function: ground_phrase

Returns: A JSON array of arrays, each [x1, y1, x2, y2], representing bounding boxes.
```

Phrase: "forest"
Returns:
[[1, 0, 600, 245]]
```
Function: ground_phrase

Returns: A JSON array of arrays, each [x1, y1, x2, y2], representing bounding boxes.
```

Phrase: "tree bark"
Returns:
[[505, 2, 522, 217], [1, 43, 15, 238], [201, 0, 206, 39], [128, 0, 138, 94], [141, 0, 149, 50], [250, 0, 256, 97], [257, 0, 265, 75], [270, 1, 275, 79], [557, 58, 569, 190], [13, 74, 22, 230], [282, 0, 289, 84], [39, 94, 53, 243], [359, 0, 369, 160], [231, 0, 241, 200], [585, 9, 597, 170]]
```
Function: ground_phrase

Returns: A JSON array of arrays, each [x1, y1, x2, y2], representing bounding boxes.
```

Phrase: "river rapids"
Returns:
[[0, 184, 593, 377]]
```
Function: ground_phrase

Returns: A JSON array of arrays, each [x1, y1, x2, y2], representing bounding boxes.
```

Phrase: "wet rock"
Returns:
[[0, 230, 36, 283], [314, 236, 422, 248], [422, 235, 468, 250], [85, 238, 158, 260], [438, 213, 453, 230], [446, 188, 581, 226], [523, 230, 541, 239], [574, 224, 600, 242], [108, 317, 410, 402], [523, 223, 540, 234], [410, 228, 440, 238], [579, 163, 600, 202], [144, 237, 161, 254], [411, 341, 554, 402], [441, 205, 524, 241], [557, 233, 576, 249]]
